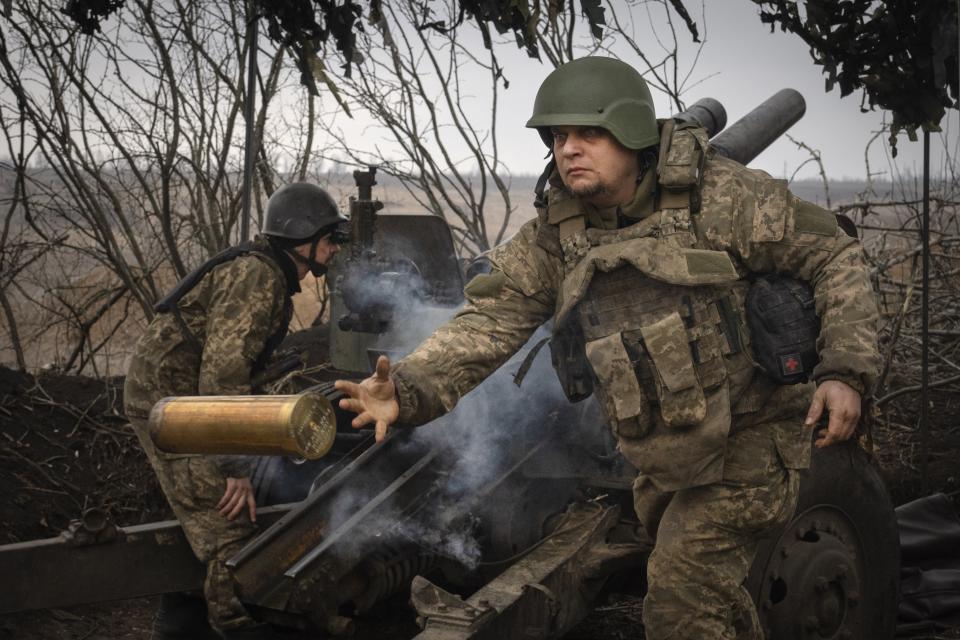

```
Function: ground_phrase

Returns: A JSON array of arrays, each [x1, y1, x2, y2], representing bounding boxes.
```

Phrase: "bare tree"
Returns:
[[0, 0, 310, 372], [822, 139, 960, 495], [0, 105, 46, 371], [0, 0, 708, 370], [310, 0, 706, 255], [600, 0, 707, 112]]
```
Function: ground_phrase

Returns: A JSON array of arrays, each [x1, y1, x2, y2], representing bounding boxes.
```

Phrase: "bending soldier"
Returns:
[[336, 57, 881, 639], [124, 183, 346, 640]]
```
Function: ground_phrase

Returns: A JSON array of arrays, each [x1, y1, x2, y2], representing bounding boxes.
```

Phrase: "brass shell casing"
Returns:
[[148, 393, 336, 459]]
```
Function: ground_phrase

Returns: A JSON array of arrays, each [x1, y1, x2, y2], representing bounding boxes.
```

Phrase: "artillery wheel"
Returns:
[[747, 440, 899, 640]]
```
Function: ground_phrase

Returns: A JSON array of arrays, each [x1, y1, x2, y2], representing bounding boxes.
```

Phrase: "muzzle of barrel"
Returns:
[[148, 393, 336, 460]]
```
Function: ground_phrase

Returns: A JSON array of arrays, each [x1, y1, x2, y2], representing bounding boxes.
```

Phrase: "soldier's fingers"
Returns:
[[830, 407, 857, 440], [334, 380, 361, 397], [352, 411, 374, 429], [219, 492, 242, 518], [339, 397, 366, 414], [226, 494, 246, 520], [375, 420, 389, 442], [217, 483, 237, 510], [374, 356, 392, 381], [804, 389, 826, 426], [247, 494, 257, 523], [814, 427, 838, 449]]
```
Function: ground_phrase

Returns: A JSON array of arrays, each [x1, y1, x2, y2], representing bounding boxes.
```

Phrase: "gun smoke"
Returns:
[[313, 238, 602, 573]]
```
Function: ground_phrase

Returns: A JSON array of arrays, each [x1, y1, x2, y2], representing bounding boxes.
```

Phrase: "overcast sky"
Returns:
[[484, 1, 958, 182], [7, 2, 954, 186]]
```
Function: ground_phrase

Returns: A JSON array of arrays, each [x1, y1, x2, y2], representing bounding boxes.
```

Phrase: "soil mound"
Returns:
[[0, 366, 167, 544]]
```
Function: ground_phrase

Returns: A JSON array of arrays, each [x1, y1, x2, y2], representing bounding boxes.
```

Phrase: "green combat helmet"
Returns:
[[526, 56, 659, 150]]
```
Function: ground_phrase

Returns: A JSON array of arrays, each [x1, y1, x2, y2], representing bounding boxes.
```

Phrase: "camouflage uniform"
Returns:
[[391, 124, 880, 639], [124, 246, 295, 633]]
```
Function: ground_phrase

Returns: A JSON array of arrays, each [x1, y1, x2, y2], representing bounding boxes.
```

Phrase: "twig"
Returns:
[[68, 391, 106, 437], [874, 257, 918, 398], [0, 449, 66, 489], [26, 426, 73, 453], [876, 373, 960, 406], [22, 484, 72, 497], [77, 621, 100, 640], [834, 198, 960, 213]]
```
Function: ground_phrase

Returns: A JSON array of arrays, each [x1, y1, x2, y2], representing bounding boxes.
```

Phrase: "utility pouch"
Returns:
[[640, 311, 707, 428], [549, 322, 594, 403], [660, 127, 705, 190], [584, 333, 650, 439], [745, 275, 820, 384]]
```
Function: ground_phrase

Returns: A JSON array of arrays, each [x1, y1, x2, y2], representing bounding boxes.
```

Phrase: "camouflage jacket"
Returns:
[[392, 129, 880, 488], [124, 247, 296, 475]]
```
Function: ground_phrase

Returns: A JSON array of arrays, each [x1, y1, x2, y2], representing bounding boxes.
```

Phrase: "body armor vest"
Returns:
[[154, 241, 295, 375], [547, 122, 761, 490]]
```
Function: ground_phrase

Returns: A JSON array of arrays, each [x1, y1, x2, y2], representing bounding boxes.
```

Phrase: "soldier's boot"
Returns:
[[152, 592, 220, 640]]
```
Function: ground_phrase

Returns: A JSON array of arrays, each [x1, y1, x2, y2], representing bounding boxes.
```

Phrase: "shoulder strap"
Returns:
[[154, 241, 291, 364], [255, 286, 294, 374], [153, 241, 259, 313], [657, 120, 708, 213]]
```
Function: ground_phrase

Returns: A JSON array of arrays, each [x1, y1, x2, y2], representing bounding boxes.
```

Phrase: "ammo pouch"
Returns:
[[549, 322, 594, 403], [745, 275, 820, 384], [637, 311, 707, 427]]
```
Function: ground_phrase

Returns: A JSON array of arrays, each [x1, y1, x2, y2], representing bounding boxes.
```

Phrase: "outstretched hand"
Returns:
[[805, 379, 863, 448], [334, 356, 400, 442]]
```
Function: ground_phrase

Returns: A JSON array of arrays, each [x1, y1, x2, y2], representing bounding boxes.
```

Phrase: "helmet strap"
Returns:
[[634, 146, 659, 185], [534, 158, 556, 207], [285, 235, 327, 278]]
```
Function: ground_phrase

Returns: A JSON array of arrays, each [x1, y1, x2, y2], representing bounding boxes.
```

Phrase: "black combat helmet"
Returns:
[[263, 182, 348, 278], [526, 56, 659, 150], [263, 182, 347, 241]]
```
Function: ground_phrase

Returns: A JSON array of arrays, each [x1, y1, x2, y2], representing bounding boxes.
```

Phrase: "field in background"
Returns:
[[0, 174, 854, 375], [0, 172, 544, 375]]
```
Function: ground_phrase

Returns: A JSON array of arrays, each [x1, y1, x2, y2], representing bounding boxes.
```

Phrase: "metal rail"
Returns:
[[0, 505, 292, 614]]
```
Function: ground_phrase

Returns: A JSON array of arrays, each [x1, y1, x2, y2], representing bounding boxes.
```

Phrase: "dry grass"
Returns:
[[0, 178, 540, 375]]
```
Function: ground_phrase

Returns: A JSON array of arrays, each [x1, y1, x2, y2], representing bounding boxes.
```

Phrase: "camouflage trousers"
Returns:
[[632, 423, 802, 640], [130, 419, 260, 634]]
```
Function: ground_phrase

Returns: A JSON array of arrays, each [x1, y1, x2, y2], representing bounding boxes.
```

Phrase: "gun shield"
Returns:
[[148, 393, 337, 459]]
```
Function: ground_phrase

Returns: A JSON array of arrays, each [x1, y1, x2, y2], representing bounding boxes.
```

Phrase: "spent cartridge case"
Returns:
[[148, 392, 336, 459]]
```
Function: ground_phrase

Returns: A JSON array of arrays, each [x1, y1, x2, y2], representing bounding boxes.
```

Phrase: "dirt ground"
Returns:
[[2, 361, 960, 639]]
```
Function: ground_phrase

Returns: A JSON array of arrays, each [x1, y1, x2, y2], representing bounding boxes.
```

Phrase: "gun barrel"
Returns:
[[709, 88, 806, 166], [673, 97, 727, 138], [148, 393, 336, 459]]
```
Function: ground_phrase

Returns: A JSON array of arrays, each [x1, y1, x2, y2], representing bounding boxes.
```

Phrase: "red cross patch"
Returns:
[[780, 353, 803, 375]]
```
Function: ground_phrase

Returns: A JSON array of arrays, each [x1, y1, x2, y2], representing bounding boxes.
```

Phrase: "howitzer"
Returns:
[[331, 166, 466, 371], [0, 91, 900, 640], [350, 166, 382, 256], [336, 167, 388, 334]]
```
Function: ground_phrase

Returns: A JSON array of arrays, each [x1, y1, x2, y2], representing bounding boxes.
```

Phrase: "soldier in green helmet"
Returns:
[[125, 182, 347, 640], [336, 57, 880, 639]]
